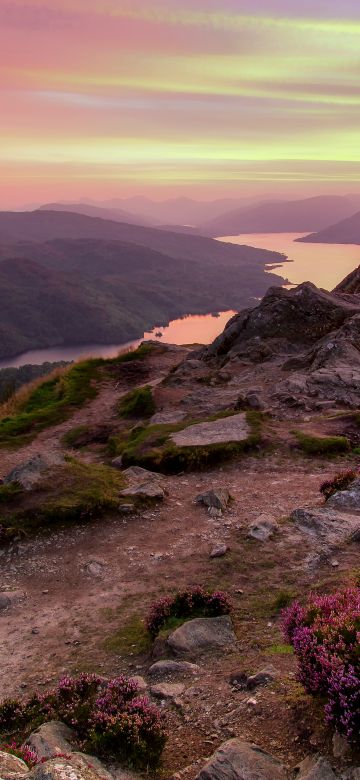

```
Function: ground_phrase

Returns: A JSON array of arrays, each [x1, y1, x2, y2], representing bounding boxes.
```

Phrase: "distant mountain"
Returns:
[[87, 196, 260, 226], [200, 196, 359, 237], [38, 202, 158, 226], [297, 210, 360, 245], [0, 210, 286, 360]]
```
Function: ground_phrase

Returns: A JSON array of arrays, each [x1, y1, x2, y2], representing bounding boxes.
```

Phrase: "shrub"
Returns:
[[0, 742, 39, 768], [146, 585, 231, 637], [0, 674, 166, 769], [118, 386, 155, 418], [320, 470, 358, 501], [282, 588, 360, 744], [294, 431, 350, 456]]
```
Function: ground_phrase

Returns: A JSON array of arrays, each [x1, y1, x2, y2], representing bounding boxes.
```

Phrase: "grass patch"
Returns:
[[104, 613, 151, 656], [118, 385, 155, 419], [267, 643, 294, 655], [272, 589, 296, 613], [110, 410, 262, 474], [0, 360, 101, 447], [294, 431, 350, 456], [0, 459, 126, 533], [108, 342, 156, 364], [0, 482, 23, 504]]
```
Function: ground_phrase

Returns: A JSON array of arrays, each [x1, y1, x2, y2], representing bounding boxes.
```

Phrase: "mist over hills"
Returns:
[[200, 195, 360, 237], [297, 210, 360, 245], [84, 195, 258, 226], [0, 210, 285, 360], [38, 202, 159, 227]]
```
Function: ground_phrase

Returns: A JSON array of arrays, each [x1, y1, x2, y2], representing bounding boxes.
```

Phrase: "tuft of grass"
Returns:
[[267, 643, 294, 655], [104, 613, 151, 656], [0, 482, 23, 504], [1, 460, 126, 533], [294, 431, 350, 456], [272, 590, 296, 613], [0, 360, 101, 447], [118, 385, 155, 419], [108, 342, 155, 364]]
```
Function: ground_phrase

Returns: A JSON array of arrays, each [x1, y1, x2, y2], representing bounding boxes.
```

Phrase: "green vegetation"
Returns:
[[118, 385, 155, 418], [109, 411, 262, 474], [272, 590, 296, 613], [112, 343, 155, 363], [0, 360, 101, 447], [0, 460, 126, 534], [267, 643, 294, 655], [0, 361, 69, 404], [62, 425, 91, 449], [0, 482, 23, 504], [294, 431, 350, 456], [104, 613, 151, 657]]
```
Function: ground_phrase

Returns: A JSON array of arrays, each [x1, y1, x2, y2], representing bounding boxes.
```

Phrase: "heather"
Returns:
[[146, 585, 231, 637], [282, 588, 360, 744], [1, 742, 39, 768], [0, 674, 166, 769], [320, 470, 358, 501]]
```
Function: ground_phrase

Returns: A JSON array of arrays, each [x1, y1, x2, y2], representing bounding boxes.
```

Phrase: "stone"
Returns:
[[130, 675, 147, 691], [291, 506, 360, 545], [28, 753, 113, 780], [25, 721, 75, 761], [230, 665, 277, 691], [195, 489, 231, 512], [150, 411, 186, 425], [247, 515, 279, 541], [111, 456, 123, 470], [327, 477, 360, 510], [332, 731, 351, 759], [171, 414, 250, 447], [295, 756, 337, 780], [195, 739, 286, 780], [120, 467, 166, 502], [147, 660, 200, 679], [209, 544, 228, 559], [167, 616, 236, 657], [0, 590, 25, 612], [3, 454, 63, 491], [0, 751, 28, 780], [245, 393, 265, 411], [150, 682, 185, 701]]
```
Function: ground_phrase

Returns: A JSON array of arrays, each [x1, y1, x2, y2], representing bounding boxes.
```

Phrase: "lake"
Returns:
[[0, 309, 236, 369], [219, 232, 360, 290]]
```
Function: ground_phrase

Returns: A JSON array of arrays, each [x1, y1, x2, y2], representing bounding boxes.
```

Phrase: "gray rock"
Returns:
[[196, 489, 231, 512], [0, 590, 25, 612], [167, 616, 236, 657], [291, 506, 360, 545], [210, 544, 228, 559], [332, 731, 350, 759], [120, 467, 166, 502], [230, 665, 277, 691], [327, 478, 360, 510], [122, 466, 163, 483], [295, 756, 337, 780], [150, 682, 185, 701], [247, 515, 279, 541], [171, 414, 250, 447], [28, 753, 113, 780], [147, 660, 200, 679], [195, 739, 286, 780], [150, 411, 186, 425], [0, 751, 28, 780], [246, 393, 265, 411], [129, 675, 147, 691], [111, 456, 123, 470], [3, 454, 63, 491], [25, 721, 75, 760]]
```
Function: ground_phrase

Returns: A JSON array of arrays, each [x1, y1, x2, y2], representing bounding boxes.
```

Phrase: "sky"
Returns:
[[1, 0, 360, 207]]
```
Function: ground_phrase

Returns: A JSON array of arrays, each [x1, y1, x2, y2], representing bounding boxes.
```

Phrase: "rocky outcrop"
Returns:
[[195, 739, 286, 780], [24, 721, 75, 760], [167, 616, 236, 657], [171, 414, 250, 447], [120, 466, 166, 501], [28, 754, 113, 780], [147, 659, 200, 679], [3, 454, 63, 490], [0, 752, 28, 780]]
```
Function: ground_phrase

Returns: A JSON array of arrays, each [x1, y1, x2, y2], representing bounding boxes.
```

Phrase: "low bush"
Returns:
[[146, 585, 231, 637], [0, 742, 38, 767], [118, 386, 155, 418], [0, 674, 166, 769], [282, 588, 360, 745], [294, 431, 350, 456], [320, 470, 358, 501]]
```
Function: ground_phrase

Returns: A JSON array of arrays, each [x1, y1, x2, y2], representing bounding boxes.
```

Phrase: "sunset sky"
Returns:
[[1, 0, 360, 206]]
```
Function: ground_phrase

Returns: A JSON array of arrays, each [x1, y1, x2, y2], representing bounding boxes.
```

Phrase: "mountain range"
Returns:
[[297, 210, 360, 245]]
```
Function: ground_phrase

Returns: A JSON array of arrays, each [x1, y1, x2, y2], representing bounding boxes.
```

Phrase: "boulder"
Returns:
[[0, 752, 28, 780], [147, 660, 200, 679], [291, 506, 360, 545], [25, 721, 75, 761], [195, 739, 286, 780], [3, 454, 63, 491], [171, 414, 250, 447], [150, 411, 186, 425], [111, 456, 123, 470], [28, 753, 113, 780], [167, 616, 236, 657], [247, 515, 279, 541], [195, 489, 231, 512], [150, 682, 185, 701], [230, 665, 277, 691], [295, 756, 337, 780], [327, 477, 360, 510], [210, 544, 228, 559], [120, 467, 166, 502]]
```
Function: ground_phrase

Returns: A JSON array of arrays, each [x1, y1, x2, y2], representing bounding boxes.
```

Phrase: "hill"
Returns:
[[0, 232, 285, 359], [297, 209, 360, 245], [88, 195, 257, 225], [200, 195, 359, 237], [38, 202, 159, 226]]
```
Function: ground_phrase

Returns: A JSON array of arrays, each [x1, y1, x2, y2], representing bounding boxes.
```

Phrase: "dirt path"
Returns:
[[1, 452, 357, 776]]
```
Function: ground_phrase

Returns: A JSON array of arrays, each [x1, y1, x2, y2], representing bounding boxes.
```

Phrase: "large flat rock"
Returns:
[[167, 616, 236, 657], [170, 414, 250, 447], [195, 739, 287, 780]]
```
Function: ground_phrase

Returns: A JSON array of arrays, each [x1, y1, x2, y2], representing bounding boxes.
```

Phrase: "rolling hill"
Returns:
[[297, 210, 360, 245], [38, 202, 159, 226], [200, 195, 360, 237]]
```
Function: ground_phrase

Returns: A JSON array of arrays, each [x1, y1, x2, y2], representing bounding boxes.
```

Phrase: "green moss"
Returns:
[[0, 360, 101, 446], [1, 460, 126, 532], [104, 614, 151, 656], [62, 425, 91, 449], [118, 385, 155, 418], [0, 482, 23, 503], [272, 590, 296, 613], [294, 431, 350, 456], [267, 643, 294, 655]]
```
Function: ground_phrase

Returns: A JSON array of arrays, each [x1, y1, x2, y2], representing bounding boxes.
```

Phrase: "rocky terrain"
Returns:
[[1, 272, 360, 780]]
